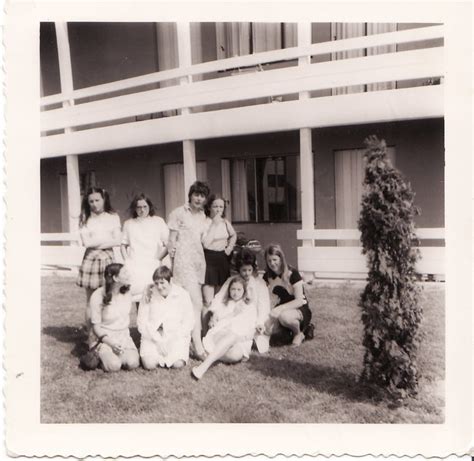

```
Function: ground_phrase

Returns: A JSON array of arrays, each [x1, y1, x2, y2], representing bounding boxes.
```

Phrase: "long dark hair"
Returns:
[[79, 187, 115, 227], [102, 263, 128, 305], [127, 193, 156, 218]]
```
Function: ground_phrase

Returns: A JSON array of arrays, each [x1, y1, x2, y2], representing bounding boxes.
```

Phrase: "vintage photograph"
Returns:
[[39, 20, 446, 424]]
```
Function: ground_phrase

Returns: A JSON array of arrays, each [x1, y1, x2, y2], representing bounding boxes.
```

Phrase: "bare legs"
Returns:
[[99, 347, 139, 373], [192, 332, 244, 379]]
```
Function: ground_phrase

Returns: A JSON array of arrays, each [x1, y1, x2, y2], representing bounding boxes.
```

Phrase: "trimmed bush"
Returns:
[[358, 135, 423, 397]]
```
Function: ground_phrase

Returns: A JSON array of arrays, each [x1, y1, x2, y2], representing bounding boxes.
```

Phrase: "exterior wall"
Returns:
[[41, 118, 444, 265]]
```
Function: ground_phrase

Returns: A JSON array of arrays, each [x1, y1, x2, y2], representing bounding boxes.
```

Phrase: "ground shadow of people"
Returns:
[[248, 354, 377, 403], [43, 325, 141, 359]]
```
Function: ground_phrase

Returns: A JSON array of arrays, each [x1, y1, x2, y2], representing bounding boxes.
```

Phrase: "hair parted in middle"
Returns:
[[222, 275, 251, 305], [204, 194, 228, 218], [264, 243, 292, 284], [127, 193, 156, 218]]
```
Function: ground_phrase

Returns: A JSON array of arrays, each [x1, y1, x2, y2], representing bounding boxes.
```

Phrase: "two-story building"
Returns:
[[40, 21, 445, 277]]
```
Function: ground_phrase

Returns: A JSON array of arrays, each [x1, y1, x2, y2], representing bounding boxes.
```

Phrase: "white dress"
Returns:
[[137, 284, 194, 367], [203, 298, 257, 359], [122, 216, 169, 295]]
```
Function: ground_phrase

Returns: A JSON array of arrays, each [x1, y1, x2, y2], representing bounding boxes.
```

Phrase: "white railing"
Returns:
[[297, 227, 445, 279], [40, 25, 444, 158]]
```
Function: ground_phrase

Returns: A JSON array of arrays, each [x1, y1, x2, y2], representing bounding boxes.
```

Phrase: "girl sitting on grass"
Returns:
[[137, 265, 194, 370], [89, 263, 140, 372], [192, 276, 257, 380]]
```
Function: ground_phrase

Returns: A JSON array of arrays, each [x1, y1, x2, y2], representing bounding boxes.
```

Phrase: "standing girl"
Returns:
[[192, 276, 257, 380], [121, 193, 169, 297], [263, 244, 314, 347], [167, 180, 210, 360], [77, 187, 122, 330], [202, 195, 237, 309]]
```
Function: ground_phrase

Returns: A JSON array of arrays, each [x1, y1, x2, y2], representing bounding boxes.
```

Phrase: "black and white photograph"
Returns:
[[4, 0, 472, 458]]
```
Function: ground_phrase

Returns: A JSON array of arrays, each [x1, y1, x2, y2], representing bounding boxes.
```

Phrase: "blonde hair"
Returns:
[[264, 243, 292, 284], [222, 275, 251, 305]]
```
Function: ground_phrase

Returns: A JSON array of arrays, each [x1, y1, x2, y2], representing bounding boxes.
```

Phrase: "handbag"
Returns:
[[79, 335, 106, 371]]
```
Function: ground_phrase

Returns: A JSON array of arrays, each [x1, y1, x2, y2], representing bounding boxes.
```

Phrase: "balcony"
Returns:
[[40, 24, 444, 159]]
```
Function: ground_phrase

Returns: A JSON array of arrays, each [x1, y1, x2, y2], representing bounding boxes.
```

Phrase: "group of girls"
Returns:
[[76, 182, 314, 378]]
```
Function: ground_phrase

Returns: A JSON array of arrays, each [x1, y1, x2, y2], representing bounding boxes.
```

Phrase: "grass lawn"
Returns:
[[41, 275, 444, 423]]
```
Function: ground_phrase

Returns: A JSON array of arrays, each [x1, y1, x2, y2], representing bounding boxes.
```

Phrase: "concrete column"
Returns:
[[177, 22, 197, 195], [55, 22, 81, 233], [298, 23, 315, 250]]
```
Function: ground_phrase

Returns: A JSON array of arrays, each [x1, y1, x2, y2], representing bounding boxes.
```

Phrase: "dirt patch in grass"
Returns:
[[41, 276, 444, 423]]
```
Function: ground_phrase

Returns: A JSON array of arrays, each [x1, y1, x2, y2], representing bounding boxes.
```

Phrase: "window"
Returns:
[[216, 22, 297, 59], [221, 156, 301, 223]]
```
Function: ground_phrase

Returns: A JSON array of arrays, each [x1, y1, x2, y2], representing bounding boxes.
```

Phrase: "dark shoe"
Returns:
[[304, 323, 315, 341]]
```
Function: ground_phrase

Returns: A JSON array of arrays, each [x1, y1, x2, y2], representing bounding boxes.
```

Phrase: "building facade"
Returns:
[[40, 22, 444, 274]]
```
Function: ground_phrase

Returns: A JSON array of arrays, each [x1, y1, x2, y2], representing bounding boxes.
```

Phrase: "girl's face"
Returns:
[[210, 199, 225, 218], [229, 282, 245, 301], [267, 254, 282, 275], [88, 192, 105, 214], [135, 199, 150, 218], [155, 278, 171, 298], [190, 192, 206, 210], [239, 264, 254, 282]]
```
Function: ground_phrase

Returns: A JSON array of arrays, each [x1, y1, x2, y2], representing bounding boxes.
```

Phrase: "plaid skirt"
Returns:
[[76, 248, 114, 290]]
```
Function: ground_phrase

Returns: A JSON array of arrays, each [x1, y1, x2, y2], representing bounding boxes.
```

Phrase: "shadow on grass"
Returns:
[[42, 326, 141, 358], [249, 354, 378, 403]]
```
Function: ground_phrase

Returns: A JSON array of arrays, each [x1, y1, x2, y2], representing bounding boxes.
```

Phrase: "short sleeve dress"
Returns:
[[122, 216, 169, 295], [167, 204, 208, 290], [77, 212, 121, 290]]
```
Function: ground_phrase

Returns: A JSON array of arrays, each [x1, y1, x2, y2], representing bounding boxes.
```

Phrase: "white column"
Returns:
[[298, 23, 315, 250], [177, 22, 197, 196], [55, 22, 81, 233]]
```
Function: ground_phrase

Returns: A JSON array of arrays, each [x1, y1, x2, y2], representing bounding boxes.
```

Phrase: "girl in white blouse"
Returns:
[[137, 266, 194, 370]]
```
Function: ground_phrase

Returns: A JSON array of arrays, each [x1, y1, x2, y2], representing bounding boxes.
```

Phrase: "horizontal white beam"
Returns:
[[41, 48, 443, 132], [41, 232, 79, 242], [40, 24, 444, 107], [297, 227, 445, 240], [41, 85, 443, 158], [298, 246, 445, 275]]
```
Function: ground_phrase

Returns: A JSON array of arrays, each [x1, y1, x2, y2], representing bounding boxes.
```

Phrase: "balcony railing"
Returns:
[[40, 25, 444, 158]]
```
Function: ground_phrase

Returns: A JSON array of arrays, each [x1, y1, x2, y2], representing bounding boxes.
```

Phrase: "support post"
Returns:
[[55, 22, 81, 233], [298, 23, 315, 280], [298, 23, 315, 246], [177, 22, 197, 195]]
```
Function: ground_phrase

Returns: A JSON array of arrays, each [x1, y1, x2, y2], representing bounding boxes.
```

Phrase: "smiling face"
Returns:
[[155, 278, 171, 298], [210, 198, 225, 218], [135, 199, 150, 218], [229, 281, 245, 301], [239, 264, 254, 282], [266, 254, 282, 275], [190, 192, 206, 210], [88, 192, 105, 214]]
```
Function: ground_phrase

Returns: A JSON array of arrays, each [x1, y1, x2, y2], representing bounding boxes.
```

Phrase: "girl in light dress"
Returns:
[[137, 266, 194, 370], [89, 263, 139, 372], [120, 193, 169, 297], [167, 181, 210, 360], [77, 187, 122, 333], [192, 275, 257, 380]]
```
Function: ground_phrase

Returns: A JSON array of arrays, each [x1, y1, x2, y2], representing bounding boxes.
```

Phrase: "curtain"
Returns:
[[231, 159, 249, 221], [366, 23, 397, 91], [335, 147, 395, 245], [331, 23, 366, 95], [252, 23, 282, 53], [216, 22, 251, 59], [221, 159, 232, 220], [163, 161, 207, 218]]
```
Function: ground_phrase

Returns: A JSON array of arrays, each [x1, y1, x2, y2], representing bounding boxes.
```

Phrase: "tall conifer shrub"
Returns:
[[358, 136, 423, 397]]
